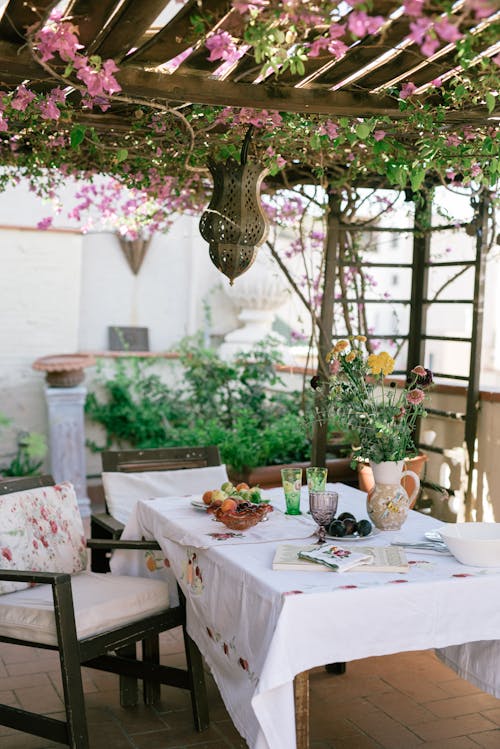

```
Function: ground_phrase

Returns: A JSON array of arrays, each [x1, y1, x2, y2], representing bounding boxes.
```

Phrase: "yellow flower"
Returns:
[[333, 340, 349, 353], [325, 348, 335, 363], [354, 335, 367, 342], [367, 351, 395, 376], [345, 351, 357, 363]]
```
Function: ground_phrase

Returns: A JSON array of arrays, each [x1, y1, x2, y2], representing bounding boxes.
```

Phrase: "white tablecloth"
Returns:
[[111, 484, 500, 749]]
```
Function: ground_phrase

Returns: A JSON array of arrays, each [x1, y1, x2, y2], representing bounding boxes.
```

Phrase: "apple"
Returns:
[[211, 489, 227, 502]]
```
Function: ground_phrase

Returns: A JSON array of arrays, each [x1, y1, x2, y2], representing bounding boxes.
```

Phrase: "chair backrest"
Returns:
[[101, 446, 221, 472], [0, 474, 55, 495], [0, 476, 87, 595], [101, 446, 228, 525]]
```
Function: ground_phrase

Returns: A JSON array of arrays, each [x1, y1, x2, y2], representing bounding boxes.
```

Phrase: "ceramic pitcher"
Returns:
[[366, 460, 420, 530]]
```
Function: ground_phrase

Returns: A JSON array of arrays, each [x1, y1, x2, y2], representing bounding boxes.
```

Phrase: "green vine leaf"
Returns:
[[70, 125, 86, 148]]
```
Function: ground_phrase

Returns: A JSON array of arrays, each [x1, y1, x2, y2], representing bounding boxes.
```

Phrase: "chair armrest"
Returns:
[[91, 512, 124, 537], [86, 538, 161, 551], [0, 569, 71, 585]]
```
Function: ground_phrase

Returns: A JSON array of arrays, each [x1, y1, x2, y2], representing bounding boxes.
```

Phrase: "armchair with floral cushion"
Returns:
[[0, 475, 209, 749]]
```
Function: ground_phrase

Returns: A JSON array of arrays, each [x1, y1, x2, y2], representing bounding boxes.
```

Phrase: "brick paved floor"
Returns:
[[1, 632, 500, 748]]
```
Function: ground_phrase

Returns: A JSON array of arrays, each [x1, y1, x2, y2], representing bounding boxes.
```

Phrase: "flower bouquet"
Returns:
[[326, 337, 432, 465], [325, 337, 433, 529]]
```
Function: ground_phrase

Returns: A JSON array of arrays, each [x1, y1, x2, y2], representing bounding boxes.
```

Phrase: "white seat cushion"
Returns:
[[102, 464, 229, 524], [0, 571, 169, 646]]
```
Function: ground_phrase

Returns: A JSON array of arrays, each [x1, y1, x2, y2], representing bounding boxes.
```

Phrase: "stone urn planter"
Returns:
[[33, 354, 96, 387]]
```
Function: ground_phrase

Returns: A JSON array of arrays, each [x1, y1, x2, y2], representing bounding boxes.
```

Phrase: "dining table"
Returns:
[[110, 483, 500, 749]]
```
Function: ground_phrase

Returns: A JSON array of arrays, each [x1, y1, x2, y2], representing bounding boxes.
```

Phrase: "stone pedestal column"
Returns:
[[45, 386, 91, 517]]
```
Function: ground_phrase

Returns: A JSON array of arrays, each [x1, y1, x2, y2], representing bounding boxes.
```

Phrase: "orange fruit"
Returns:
[[220, 498, 238, 513], [202, 490, 214, 505], [236, 482, 250, 491]]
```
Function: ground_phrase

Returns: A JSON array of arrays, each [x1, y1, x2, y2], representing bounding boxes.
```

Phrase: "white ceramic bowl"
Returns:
[[440, 523, 500, 567]]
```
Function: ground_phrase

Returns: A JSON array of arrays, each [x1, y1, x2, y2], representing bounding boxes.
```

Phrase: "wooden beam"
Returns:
[[0, 40, 44, 78], [116, 66, 493, 123], [66, 0, 122, 50], [90, 0, 172, 61], [126, 0, 230, 66], [117, 66, 405, 116]]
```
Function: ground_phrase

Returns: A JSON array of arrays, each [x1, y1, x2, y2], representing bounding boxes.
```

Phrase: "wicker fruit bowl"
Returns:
[[209, 501, 273, 531]]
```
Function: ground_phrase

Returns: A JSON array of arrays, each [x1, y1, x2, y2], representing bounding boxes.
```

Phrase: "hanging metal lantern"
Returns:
[[199, 127, 269, 285]]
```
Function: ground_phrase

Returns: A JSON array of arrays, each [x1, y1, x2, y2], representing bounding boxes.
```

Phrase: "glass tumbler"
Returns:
[[306, 467, 328, 493], [281, 468, 303, 515]]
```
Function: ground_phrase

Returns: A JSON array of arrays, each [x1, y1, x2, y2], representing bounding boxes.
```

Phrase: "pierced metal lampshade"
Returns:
[[199, 155, 269, 285]]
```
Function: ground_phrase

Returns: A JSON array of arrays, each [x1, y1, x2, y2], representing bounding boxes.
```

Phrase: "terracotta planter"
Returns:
[[228, 457, 357, 490], [357, 451, 428, 509]]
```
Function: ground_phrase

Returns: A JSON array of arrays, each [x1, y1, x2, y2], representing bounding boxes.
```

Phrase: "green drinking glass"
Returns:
[[281, 468, 303, 515], [306, 467, 328, 493]]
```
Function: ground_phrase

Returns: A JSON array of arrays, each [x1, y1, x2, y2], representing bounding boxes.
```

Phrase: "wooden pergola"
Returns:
[[0, 4, 498, 748], [0, 1, 497, 128]]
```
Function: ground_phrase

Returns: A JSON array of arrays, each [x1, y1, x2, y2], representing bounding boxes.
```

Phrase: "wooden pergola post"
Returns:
[[311, 190, 342, 467]]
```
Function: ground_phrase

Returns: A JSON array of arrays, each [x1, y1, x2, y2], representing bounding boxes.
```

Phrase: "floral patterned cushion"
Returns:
[[0, 482, 87, 595]]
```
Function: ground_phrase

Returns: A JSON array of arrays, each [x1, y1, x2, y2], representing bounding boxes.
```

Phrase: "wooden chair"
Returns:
[[90, 446, 223, 709], [0, 475, 209, 748], [91, 445, 223, 573]]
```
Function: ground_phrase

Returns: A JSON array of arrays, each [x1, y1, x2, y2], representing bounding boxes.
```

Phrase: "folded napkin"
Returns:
[[298, 544, 373, 572], [142, 496, 316, 549]]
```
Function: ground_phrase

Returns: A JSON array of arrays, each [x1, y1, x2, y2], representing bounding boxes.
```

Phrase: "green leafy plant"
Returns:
[[85, 336, 312, 472], [0, 427, 48, 477]]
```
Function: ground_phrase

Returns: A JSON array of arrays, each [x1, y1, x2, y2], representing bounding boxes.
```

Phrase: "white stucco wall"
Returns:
[[0, 179, 239, 471], [0, 227, 83, 460]]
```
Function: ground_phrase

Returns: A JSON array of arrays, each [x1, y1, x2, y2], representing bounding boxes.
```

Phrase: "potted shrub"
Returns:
[[84, 335, 356, 487]]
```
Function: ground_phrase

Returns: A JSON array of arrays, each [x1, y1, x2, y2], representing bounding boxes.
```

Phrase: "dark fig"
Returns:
[[338, 512, 356, 522], [357, 519, 373, 537], [328, 520, 346, 537], [342, 518, 358, 535]]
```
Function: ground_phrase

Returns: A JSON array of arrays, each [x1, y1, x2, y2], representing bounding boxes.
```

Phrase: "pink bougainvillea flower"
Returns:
[[318, 119, 339, 139], [492, 52, 500, 66], [470, 163, 482, 177], [407, 388, 425, 405], [404, 0, 424, 16], [409, 17, 432, 45], [205, 30, 242, 64], [11, 84, 36, 111], [399, 82, 417, 99], [100, 59, 122, 94], [37, 217, 53, 230], [421, 36, 440, 57], [347, 11, 384, 37], [434, 18, 463, 43], [373, 130, 386, 141], [308, 23, 347, 59], [0, 114, 8, 132], [431, 77, 442, 87], [37, 98, 61, 120]]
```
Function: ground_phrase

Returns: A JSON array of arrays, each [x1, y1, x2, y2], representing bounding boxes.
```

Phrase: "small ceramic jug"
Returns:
[[366, 460, 420, 531]]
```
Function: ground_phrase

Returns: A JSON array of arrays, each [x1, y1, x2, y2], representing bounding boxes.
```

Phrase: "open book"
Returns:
[[273, 544, 408, 573]]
